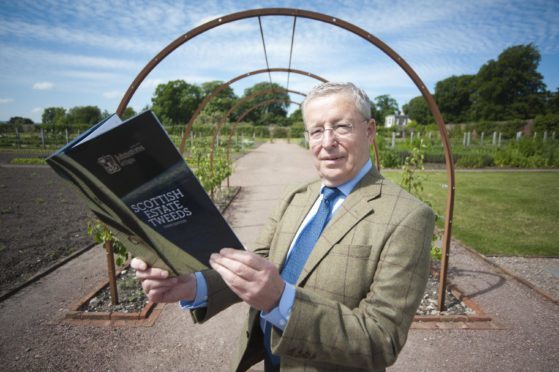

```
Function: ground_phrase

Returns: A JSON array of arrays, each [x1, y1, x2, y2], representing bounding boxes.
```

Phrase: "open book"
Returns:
[[47, 110, 243, 276]]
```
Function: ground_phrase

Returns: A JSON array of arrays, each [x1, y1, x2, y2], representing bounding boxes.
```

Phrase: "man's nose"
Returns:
[[321, 129, 338, 147]]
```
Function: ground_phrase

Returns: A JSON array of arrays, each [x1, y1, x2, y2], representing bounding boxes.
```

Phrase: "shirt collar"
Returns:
[[321, 159, 373, 197]]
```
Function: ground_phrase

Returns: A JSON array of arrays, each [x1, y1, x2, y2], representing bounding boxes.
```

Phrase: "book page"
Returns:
[[75, 114, 122, 146]]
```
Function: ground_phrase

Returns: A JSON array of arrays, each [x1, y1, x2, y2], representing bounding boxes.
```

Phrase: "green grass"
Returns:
[[10, 157, 46, 165], [382, 170, 559, 257]]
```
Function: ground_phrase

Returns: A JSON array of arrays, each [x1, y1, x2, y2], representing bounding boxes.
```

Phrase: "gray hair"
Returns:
[[302, 82, 372, 122]]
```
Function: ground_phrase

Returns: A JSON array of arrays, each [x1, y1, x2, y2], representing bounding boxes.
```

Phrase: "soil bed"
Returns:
[[0, 153, 93, 298]]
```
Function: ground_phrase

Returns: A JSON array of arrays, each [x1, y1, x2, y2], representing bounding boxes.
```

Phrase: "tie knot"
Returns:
[[322, 186, 340, 203]]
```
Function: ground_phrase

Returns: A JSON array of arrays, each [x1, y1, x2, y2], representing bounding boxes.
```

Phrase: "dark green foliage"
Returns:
[[534, 114, 559, 133], [456, 153, 494, 168], [434, 74, 474, 123], [200, 80, 238, 118], [7, 116, 34, 125], [121, 107, 137, 120], [151, 80, 203, 125], [470, 44, 547, 120], [239, 82, 290, 126], [66, 106, 102, 126], [402, 96, 433, 125]]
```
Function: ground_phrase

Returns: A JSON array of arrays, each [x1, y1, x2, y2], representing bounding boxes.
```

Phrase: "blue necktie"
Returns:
[[264, 186, 341, 366]]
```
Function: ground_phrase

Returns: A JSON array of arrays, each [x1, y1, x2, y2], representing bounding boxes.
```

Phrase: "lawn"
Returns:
[[382, 170, 559, 257]]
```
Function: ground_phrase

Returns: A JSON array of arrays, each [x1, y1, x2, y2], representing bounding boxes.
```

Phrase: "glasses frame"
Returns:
[[304, 119, 368, 143]]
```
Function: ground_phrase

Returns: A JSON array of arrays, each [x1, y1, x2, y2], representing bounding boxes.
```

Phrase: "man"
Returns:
[[133, 82, 435, 371]]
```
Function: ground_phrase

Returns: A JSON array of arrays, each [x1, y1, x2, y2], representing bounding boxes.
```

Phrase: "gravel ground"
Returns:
[[488, 256, 559, 300]]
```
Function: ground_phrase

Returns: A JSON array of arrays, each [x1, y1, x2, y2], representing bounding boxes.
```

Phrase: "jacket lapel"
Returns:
[[297, 169, 384, 285], [269, 181, 322, 267]]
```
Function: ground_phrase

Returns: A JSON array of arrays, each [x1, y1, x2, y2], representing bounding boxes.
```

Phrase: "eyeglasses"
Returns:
[[304, 121, 365, 143]]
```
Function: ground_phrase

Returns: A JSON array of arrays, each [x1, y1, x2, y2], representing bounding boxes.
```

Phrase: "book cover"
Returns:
[[47, 110, 243, 275]]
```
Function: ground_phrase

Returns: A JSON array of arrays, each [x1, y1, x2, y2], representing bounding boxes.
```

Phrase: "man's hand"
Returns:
[[131, 258, 197, 303], [210, 248, 285, 312]]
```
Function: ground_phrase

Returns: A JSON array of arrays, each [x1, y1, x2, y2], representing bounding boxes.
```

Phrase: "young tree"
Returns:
[[151, 80, 203, 125]]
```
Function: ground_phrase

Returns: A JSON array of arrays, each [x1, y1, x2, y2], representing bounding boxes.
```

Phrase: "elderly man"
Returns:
[[133, 82, 435, 371]]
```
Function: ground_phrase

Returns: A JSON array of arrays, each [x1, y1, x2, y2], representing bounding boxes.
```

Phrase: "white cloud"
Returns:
[[0, 98, 14, 104], [102, 90, 123, 99], [31, 107, 43, 113], [32, 82, 54, 90], [0, 46, 139, 71]]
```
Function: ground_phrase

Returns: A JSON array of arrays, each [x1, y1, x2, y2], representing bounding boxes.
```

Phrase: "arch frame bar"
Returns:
[[117, 7, 455, 311]]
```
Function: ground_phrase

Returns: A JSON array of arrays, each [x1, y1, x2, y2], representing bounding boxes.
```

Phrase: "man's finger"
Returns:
[[210, 258, 250, 295], [218, 248, 267, 270], [134, 267, 170, 280], [131, 257, 147, 271], [210, 252, 258, 280], [142, 278, 178, 294]]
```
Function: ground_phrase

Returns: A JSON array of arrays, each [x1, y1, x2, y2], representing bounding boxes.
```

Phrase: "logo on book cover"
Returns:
[[97, 155, 121, 174]]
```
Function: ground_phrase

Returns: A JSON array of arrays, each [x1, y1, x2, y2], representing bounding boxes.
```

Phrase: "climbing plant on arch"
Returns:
[[116, 8, 455, 311]]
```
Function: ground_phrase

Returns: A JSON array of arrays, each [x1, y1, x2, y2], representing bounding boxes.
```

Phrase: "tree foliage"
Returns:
[[65, 106, 102, 126], [547, 88, 559, 114], [239, 82, 290, 126], [470, 43, 547, 120], [402, 96, 432, 125], [7, 116, 34, 125], [373, 94, 399, 125], [289, 108, 303, 125], [200, 81, 238, 118], [151, 80, 203, 125], [121, 107, 137, 120], [434, 75, 474, 123], [42, 107, 66, 126]]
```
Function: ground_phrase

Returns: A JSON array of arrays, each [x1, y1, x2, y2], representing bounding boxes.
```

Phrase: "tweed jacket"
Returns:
[[191, 168, 435, 371]]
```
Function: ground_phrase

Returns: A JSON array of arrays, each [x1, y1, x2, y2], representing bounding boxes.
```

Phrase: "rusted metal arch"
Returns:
[[179, 68, 327, 155], [116, 7, 454, 311], [209, 87, 304, 172]]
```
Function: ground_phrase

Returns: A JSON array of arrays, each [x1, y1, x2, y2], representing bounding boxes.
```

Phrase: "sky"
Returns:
[[0, 0, 558, 122]]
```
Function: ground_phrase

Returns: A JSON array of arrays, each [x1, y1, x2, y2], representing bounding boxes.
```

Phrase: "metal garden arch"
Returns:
[[117, 8, 455, 311]]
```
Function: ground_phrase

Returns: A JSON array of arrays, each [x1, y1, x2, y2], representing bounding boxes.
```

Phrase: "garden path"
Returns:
[[0, 140, 557, 371]]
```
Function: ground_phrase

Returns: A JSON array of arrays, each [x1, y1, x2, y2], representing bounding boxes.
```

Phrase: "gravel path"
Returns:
[[489, 256, 559, 300]]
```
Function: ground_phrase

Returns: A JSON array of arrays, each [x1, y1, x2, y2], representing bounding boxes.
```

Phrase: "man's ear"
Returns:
[[367, 118, 377, 143]]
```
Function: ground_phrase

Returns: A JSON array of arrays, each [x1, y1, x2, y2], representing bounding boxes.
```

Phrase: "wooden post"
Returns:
[[15, 127, 20, 149], [65, 128, 69, 144], [104, 240, 119, 305], [480, 132, 484, 145], [498, 132, 502, 147], [492, 131, 497, 145], [40, 128, 46, 149], [543, 131, 548, 142], [391, 131, 396, 148]]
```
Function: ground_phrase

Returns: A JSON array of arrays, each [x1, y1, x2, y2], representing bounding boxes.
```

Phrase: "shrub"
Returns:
[[534, 114, 559, 133], [456, 153, 494, 168]]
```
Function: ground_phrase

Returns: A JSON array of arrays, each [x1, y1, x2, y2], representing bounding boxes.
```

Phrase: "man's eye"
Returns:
[[310, 128, 323, 136], [335, 124, 352, 133]]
